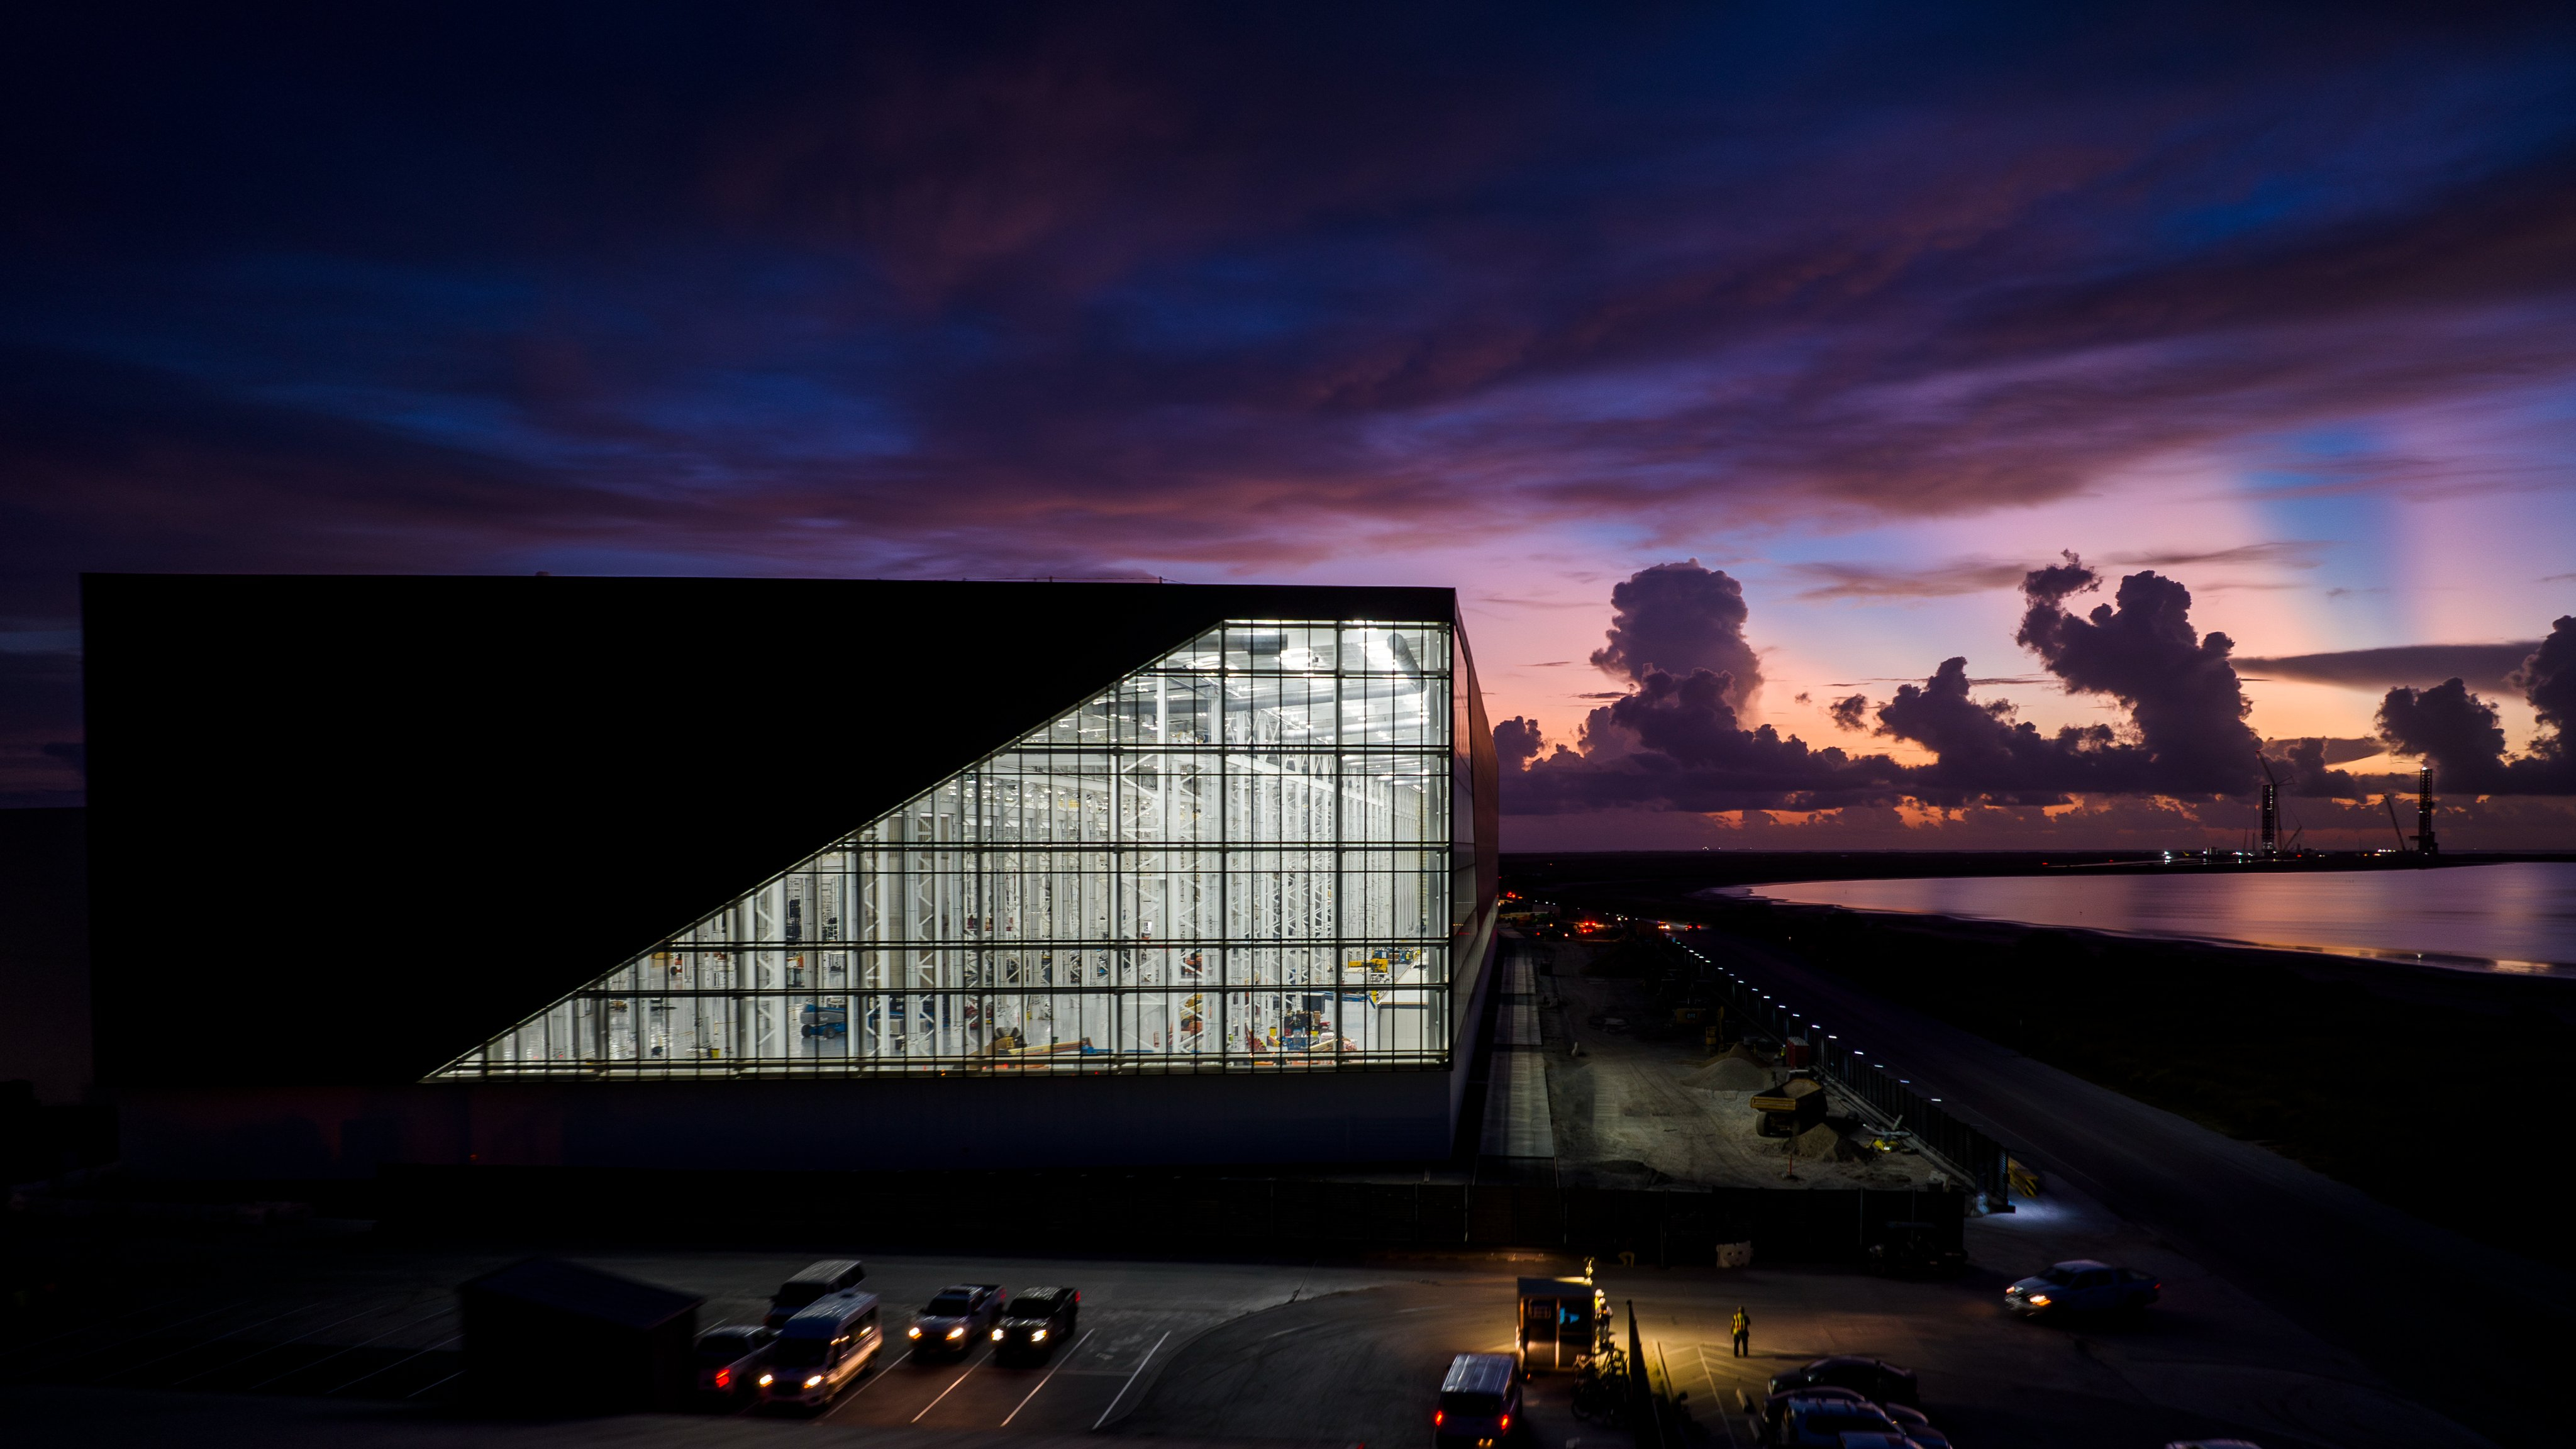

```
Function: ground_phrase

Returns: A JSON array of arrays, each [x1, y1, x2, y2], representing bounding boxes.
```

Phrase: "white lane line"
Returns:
[[1089, 1330, 1170, 1431], [998, 1328, 1094, 1426], [909, 1346, 991, 1423], [1692, 1342, 1744, 1446], [404, 1368, 464, 1399], [242, 1302, 454, 1391]]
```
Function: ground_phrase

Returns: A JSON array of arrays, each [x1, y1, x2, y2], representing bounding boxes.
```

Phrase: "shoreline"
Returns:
[[1702, 881, 2576, 977]]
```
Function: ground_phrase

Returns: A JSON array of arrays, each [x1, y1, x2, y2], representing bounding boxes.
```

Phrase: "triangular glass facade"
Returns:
[[432, 619, 1458, 1079]]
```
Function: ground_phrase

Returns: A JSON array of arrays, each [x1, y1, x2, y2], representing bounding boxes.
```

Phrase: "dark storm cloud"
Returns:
[[1503, 556, 2290, 813], [2373, 618, 2576, 792], [2014, 557, 2263, 794], [1587, 560, 1762, 706], [2238, 641, 2543, 691], [1872, 657, 2128, 806], [1493, 716, 1545, 773], [2513, 616, 2576, 741], [2264, 737, 2359, 797], [2376, 678, 2515, 789], [7, 5, 2576, 809], [4, 4, 2575, 593]]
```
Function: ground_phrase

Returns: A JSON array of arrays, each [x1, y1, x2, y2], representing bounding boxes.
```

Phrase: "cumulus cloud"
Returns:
[[2263, 737, 2358, 797], [1502, 555, 2295, 814], [2375, 616, 2576, 792], [2515, 616, 2576, 747], [1874, 657, 2128, 806], [1587, 560, 1762, 708], [2014, 555, 2262, 794]]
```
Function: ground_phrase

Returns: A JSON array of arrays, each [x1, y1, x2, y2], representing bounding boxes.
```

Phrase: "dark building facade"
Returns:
[[84, 575, 1499, 1173]]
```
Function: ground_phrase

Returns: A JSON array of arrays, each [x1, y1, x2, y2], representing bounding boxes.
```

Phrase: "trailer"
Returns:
[[1515, 1276, 1606, 1374]]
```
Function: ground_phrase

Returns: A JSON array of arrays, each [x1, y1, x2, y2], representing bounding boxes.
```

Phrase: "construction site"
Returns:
[[1477, 915, 1998, 1235]]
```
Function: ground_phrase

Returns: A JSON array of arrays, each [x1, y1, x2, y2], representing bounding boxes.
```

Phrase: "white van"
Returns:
[[758, 1291, 880, 1412]]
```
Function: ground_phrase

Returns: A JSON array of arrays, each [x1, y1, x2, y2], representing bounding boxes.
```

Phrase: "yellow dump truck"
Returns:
[[1751, 1073, 1828, 1136]]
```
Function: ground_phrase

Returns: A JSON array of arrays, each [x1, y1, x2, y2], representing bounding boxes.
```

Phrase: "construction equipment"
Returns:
[[2416, 762, 2440, 856], [2384, 794, 2409, 852], [1751, 1072, 1828, 1136]]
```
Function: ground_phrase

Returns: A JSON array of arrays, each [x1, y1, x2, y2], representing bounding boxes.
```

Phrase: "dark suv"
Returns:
[[993, 1286, 1079, 1363]]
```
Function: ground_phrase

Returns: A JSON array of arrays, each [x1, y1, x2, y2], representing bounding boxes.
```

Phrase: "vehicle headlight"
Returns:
[[2027, 1294, 2051, 1306], [947, 1326, 964, 1339], [992, 1328, 1004, 1340], [804, 1375, 823, 1389], [1031, 1328, 1047, 1342], [757, 1373, 775, 1387], [908, 1326, 921, 1338]]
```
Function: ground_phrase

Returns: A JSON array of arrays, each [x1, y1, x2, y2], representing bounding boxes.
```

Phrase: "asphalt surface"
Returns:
[[6, 1233, 2480, 1449], [792, 1257, 1424, 1436], [1685, 925, 2576, 1449]]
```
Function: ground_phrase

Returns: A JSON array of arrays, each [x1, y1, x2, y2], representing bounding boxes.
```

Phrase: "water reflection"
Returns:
[[1744, 862, 2576, 974]]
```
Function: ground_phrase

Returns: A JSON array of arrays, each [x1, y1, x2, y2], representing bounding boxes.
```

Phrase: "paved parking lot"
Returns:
[[3, 1179, 2492, 1449]]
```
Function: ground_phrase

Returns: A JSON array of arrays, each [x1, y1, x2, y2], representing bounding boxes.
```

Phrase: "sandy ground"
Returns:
[[1533, 948, 1945, 1191]]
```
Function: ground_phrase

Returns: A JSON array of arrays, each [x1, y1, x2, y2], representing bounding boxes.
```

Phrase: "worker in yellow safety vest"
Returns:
[[1730, 1307, 1751, 1357]]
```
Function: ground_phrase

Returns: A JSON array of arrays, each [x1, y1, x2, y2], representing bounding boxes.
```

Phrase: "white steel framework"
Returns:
[[434, 619, 1457, 1078]]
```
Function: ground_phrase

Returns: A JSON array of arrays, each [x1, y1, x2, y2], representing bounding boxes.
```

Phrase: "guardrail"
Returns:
[[1682, 945, 2014, 1209]]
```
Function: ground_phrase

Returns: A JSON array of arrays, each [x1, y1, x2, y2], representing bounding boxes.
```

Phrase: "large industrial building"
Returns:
[[83, 575, 1499, 1173]]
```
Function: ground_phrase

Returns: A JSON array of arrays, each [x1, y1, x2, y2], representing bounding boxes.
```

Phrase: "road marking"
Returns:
[[242, 1302, 456, 1391], [1692, 1343, 1740, 1446], [821, 1347, 894, 1410], [166, 1302, 393, 1387], [321, 1332, 460, 1396], [1090, 1329, 1170, 1431], [116, 1302, 331, 1378], [909, 1346, 991, 1423], [404, 1368, 464, 1399], [998, 1328, 1094, 1426]]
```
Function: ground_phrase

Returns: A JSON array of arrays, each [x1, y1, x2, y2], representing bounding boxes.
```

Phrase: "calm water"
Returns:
[[1740, 862, 2576, 974]]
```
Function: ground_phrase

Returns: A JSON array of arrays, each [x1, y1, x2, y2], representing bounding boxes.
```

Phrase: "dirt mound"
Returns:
[[1692, 1057, 1771, 1092], [1790, 1123, 1856, 1161]]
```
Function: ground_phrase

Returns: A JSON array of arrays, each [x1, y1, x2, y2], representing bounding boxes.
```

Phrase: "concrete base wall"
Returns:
[[112, 1067, 1460, 1179]]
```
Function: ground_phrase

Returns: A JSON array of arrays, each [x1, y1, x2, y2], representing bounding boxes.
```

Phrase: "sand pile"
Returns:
[[1790, 1123, 1857, 1161], [1692, 1057, 1771, 1091]]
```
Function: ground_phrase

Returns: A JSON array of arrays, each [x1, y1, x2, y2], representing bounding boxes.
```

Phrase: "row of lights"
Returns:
[[1679, 943, 1940, 1105]]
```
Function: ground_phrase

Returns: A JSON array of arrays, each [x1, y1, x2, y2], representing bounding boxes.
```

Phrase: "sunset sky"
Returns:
[[6, 3, 2575, 845]]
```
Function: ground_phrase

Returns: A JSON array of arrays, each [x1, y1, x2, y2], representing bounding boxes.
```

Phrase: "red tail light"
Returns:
[[1433, 1411, 1444, 1426], [714, 1368, 731, 1389], [1499, 1415, 1511, 1433]]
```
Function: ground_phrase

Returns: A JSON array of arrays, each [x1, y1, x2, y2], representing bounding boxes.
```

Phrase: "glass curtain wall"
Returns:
[[435, 620, 1455, 1079]]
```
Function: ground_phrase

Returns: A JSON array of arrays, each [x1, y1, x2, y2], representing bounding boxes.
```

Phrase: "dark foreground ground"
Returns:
[[1523, 857, 2576, 1448], [0, 1216, 2487, 1449]]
